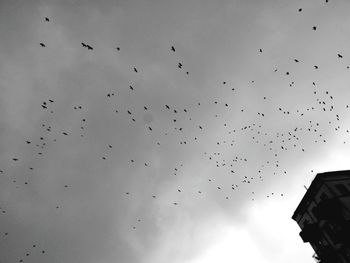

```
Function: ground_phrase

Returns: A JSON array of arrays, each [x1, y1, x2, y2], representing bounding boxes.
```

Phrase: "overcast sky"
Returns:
[[1, 0, 350, 262]]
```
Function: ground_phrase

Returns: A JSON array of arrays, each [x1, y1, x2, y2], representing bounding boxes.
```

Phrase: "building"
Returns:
[[292, 170, 350, 263]]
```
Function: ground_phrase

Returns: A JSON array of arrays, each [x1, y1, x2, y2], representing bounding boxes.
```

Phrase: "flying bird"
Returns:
[[39, 43, 46, 47], [171, 46, 175, 52], [45, 17, 49, 22]]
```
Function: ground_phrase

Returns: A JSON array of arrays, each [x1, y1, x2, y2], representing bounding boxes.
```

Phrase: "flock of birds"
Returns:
[[2, 0, 350, 261]]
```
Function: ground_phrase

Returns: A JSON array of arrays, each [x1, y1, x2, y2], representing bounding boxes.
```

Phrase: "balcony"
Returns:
[[312, 246, 340, 263], [300, 223, 321, 243]]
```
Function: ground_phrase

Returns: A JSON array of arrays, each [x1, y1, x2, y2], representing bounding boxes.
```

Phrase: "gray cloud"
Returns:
[[1, 0, 350, 263]]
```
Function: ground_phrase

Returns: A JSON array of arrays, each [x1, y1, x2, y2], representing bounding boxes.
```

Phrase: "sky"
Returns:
[[1, 0, 350, 262]]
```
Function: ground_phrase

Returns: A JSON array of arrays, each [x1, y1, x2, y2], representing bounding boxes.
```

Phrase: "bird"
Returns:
[[259, 48, 262, 53], [45, 17, 50, 22], [338, 53, 343, 58], [298, 8, 302, 12], [313, 26, 317, 30], [133, 67, 138, 73], [81, 42, 87, 47], [86, 45, 93, 50], [39, 43, 46, 47], [171, 46, 175, 52]]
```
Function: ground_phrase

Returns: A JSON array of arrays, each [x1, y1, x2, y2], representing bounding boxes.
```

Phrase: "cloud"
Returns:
[[1, 0, 350, 263]]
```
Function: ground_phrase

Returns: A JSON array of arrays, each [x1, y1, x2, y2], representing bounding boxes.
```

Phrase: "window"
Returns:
[[320, 192, 328, 201], [311, 206, 318, 219], [301, 218, 310, 228], [335, 184, 350, 195]]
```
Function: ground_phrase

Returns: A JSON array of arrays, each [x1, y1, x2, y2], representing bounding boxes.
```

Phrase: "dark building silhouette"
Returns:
[[292, 170, 350, 263]]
